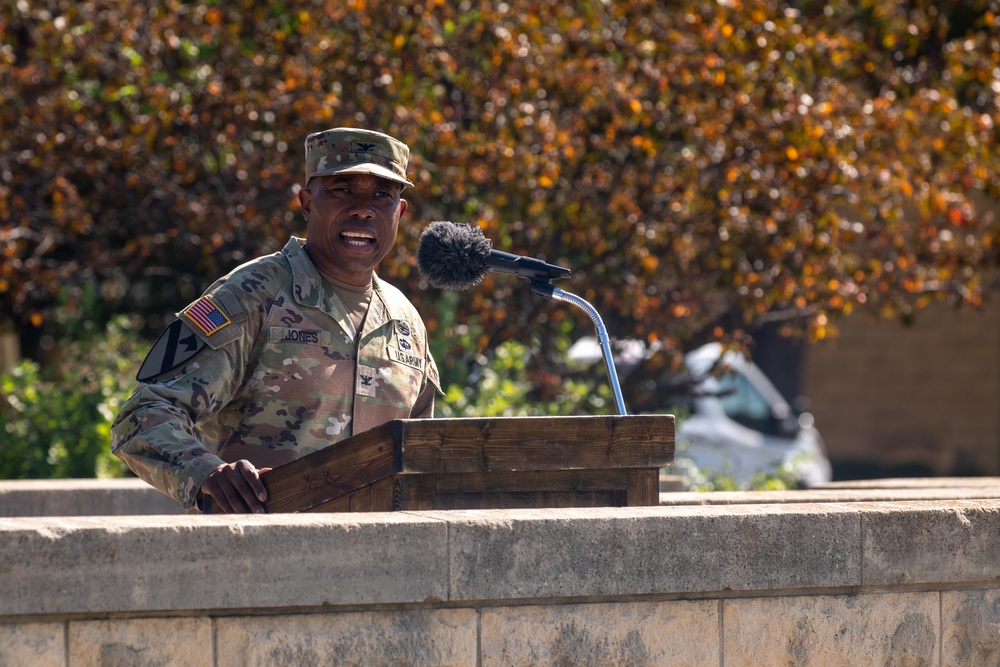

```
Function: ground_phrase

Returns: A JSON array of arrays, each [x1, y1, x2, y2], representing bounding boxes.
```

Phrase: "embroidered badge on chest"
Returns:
[[388, 347, 424, 371], [389, 320, 423, 371], [268, 327, 328, 345], [356, 364, 378, 397]]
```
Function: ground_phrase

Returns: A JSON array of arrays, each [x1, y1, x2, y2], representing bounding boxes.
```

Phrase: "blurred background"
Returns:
[[1, 0, 998, 489]]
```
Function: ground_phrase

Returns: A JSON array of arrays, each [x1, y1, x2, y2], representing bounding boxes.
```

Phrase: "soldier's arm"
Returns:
[[410, 347, 443, 419], [410, 382, 436, 419], [111, 344, 247, 509], [112, 290, 260, 510]]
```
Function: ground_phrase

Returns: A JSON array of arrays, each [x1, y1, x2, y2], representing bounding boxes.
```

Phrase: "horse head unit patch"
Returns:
[[136, 319, 208, 382]]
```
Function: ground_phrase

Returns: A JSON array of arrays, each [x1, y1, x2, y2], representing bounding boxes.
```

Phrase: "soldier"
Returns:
[[111, 128, 441, 514]]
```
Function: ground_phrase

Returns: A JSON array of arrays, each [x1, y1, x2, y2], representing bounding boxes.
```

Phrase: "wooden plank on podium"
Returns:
[[200, 414, 674, 513], [260, 422, 400, 513], [398, 415, 671, 472]]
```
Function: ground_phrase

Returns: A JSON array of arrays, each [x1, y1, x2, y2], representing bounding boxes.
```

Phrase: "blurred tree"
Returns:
[[1, 0, 997, 398]]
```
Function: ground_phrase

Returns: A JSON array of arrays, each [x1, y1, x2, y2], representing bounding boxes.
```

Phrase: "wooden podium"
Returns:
[[202, 414, 674, 513]]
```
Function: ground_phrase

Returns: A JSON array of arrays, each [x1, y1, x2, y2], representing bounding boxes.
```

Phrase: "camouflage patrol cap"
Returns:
[[304, 127, 414, 188]]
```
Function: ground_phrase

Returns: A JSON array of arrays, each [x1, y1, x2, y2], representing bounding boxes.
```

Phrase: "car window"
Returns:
[[717, 371, 782, 435]]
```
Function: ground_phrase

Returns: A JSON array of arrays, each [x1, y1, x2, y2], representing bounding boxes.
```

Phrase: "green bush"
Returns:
[[0, 316, 145, 479], [437, 338, 613, 418], [667, 452, 800, 492], [650, 405, 800, 491]]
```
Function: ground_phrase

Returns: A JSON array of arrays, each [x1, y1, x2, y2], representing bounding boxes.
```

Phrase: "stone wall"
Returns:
[[3, 479, 1000, 666], [0, 479, 182, 517]]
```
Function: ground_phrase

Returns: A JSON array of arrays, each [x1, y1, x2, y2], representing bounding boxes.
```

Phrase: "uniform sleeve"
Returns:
[[410, 381, 436, 419], [111, 293, 256, 508], [410, 347, 443, 419]]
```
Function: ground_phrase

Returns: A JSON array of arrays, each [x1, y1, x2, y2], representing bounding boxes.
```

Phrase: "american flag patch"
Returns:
[[182, 296, 231, 336]]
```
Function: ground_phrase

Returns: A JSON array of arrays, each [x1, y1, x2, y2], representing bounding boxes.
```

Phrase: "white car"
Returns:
[[566, 339, 833, 488]]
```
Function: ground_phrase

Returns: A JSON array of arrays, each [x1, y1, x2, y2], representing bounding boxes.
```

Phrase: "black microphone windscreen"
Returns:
[[416, 221, 493, 291]]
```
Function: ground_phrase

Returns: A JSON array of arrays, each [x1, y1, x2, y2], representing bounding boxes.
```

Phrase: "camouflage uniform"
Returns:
[[111, 236, 441, 508]]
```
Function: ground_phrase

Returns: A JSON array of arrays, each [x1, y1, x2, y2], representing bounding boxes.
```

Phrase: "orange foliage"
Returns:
[[0, 0, 998, 364]]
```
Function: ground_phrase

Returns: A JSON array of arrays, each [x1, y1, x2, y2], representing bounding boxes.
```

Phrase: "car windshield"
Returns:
[[717, 371, 786, 436]]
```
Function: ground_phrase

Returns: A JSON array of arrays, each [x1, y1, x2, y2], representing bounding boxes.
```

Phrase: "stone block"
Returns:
[[440, 504, 861, 600], [723, 592, 938, 666], [942, 589, 1000, 666], [0, 513, 448, 615], [0, 622, 64, 667], [861, 499, 1000, 585], [480, 600, 719, 667], [0, 479, 182, 517], [215, 609, 477, 667], [70, 617, 212, 667], [661, 484, 1000, 507]]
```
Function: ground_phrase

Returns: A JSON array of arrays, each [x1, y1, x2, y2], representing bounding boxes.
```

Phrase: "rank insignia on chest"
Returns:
[[357, 364, 378, 397], [182, 296, 232, 336]]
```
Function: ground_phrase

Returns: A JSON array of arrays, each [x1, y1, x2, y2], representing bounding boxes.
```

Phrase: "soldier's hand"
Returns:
[[201, 460, 270, 514]]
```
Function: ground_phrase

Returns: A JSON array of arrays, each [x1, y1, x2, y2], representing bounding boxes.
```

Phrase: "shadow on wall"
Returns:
[[833, 458, 992, 482]]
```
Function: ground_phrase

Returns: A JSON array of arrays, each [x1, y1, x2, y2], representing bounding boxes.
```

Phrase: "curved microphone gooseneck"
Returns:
[[527, 280, 627, 417]]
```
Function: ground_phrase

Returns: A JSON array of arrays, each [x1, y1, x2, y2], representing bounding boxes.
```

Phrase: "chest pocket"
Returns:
[[260, 327, 341, 376]]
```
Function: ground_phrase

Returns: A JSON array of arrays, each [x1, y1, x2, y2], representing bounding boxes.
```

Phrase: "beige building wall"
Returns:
[[804, 297, 1000, 477]]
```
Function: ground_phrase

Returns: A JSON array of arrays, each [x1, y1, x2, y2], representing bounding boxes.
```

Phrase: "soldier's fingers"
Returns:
[[203, 464, 254, 514], [203, 477, 240, 514], [236, 460, 268, 505], [229, 460, 267, 514], [200, 469, 224, 512], [217, 480, 252, 514], [218, 473, 255, 514]]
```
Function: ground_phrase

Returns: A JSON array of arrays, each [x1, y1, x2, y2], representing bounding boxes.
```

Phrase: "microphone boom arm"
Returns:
[[530, 279, 628, 416]]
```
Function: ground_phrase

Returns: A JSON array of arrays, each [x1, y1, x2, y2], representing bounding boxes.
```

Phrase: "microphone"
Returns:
[[416, 220, 627, 415], [416, 220, 571, 291]]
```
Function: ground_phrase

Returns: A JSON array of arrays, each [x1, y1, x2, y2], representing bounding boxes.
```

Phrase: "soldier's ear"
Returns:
[[298, 186, 312, 220]]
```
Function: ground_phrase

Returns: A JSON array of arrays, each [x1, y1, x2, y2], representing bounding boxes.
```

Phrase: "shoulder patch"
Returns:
[[182, 296, 232, 336], [136, 319, 208, 382]]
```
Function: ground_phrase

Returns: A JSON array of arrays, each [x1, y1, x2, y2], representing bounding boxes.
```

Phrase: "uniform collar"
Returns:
[[366, 275, 414, 331], [282, 236, 411, 334], [283, 237, 323, 309]]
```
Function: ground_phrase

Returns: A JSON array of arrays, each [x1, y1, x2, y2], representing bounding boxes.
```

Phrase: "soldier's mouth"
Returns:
[[341, 231, 376, 247]]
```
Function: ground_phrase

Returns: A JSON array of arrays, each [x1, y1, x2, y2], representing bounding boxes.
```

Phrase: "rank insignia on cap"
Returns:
[[182, 296, 232, 336]]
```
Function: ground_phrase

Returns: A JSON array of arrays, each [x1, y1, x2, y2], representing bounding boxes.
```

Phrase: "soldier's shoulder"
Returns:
[[221, 247, 291, 284], [211, 249, 293, 305], [374, 277, 425, 324], [373, 276, 417, 308]]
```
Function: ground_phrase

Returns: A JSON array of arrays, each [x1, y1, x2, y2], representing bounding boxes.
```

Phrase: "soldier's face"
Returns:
[[299, 173, 407, 286]]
